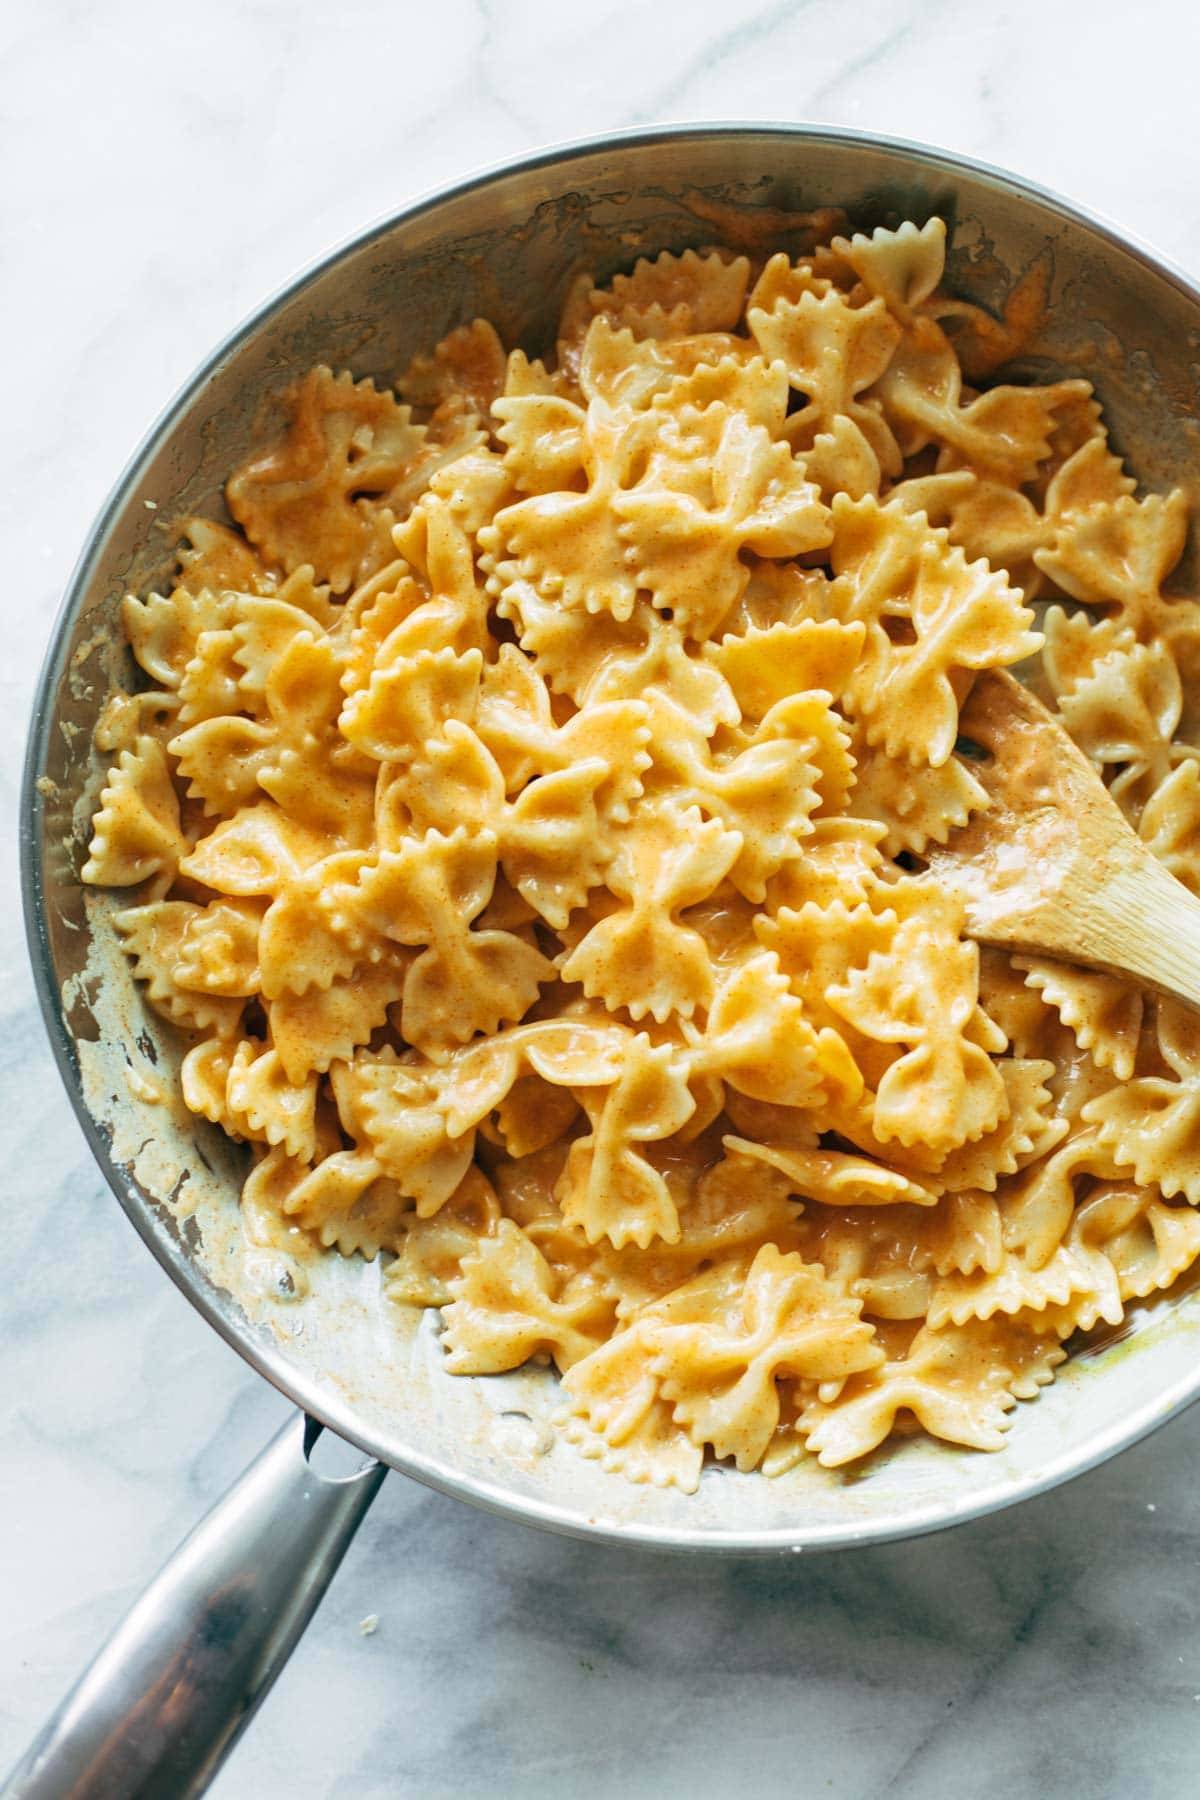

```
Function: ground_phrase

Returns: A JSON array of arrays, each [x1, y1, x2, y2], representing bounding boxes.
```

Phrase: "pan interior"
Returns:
[[30, 126, 1200, 1550]]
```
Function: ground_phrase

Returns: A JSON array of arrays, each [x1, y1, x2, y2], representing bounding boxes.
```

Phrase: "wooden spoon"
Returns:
[[925, 668, 1200, 1009]]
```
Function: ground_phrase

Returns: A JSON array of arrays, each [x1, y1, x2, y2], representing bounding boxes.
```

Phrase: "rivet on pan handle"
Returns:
[[1, 1414, 386, 1800]]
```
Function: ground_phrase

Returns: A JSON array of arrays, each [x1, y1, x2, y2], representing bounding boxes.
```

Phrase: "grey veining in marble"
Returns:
[[5, 2, 1200, 1795]]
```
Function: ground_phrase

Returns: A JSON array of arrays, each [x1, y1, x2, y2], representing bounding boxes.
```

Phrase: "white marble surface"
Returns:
[[6, 1, 1200, 1794]]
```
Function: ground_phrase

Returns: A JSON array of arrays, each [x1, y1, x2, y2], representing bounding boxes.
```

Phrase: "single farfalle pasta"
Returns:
[[84, 213, 1200, 1493]]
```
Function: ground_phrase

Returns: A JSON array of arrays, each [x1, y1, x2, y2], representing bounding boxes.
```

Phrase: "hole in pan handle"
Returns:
[[0, 1413, 386, 1800]]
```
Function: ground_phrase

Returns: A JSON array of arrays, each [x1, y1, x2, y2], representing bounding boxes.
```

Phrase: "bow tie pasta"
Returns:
[[85, 214, 1200, 1491]]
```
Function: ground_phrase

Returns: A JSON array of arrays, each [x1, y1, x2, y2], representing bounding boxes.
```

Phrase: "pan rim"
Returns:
[[22, 118, 1200, 1554]]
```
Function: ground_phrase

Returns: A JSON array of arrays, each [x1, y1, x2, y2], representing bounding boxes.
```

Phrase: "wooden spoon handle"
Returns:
[[970, 836, 1200, 1011], [934, 673, 1200, 1012]]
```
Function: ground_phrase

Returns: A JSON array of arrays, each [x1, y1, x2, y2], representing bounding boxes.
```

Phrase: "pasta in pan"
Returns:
[[84, 214, 1200, 1490]]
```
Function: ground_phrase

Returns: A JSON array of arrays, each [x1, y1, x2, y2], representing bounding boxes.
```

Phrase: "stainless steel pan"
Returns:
[[12, 124, 1200, 1799]]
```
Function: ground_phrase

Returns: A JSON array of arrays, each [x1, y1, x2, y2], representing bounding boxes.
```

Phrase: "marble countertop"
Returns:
[[5, 2, 1200, 1794]]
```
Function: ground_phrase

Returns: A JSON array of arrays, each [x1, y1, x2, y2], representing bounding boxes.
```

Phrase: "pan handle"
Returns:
[[1, 1413, 386, 1800]]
